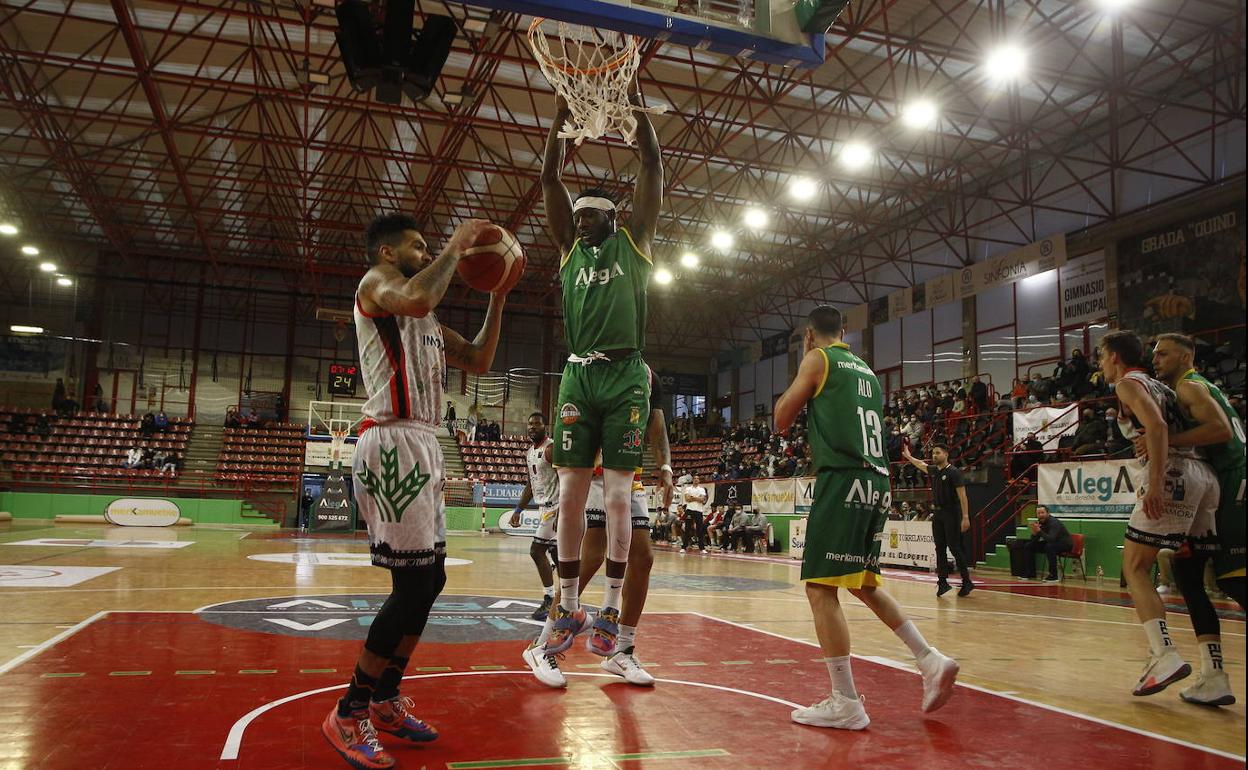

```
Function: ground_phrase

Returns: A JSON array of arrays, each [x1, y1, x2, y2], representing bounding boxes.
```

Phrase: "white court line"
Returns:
[[0, 611, 108, 676], [689, 611, 1245, 762], [218, 670, 803, 761]]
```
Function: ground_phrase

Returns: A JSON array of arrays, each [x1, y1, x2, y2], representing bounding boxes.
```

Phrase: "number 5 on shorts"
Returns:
[[562, 432, 573, 452]]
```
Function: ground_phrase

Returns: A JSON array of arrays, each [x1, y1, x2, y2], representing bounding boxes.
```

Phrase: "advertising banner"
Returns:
[[1059, 252, 1108, 326], [305, 440, 357, 468], [1012, 405, 1079, 448], [104, 498, 181, 527], [790, 517, 807, 560], [711, 480, 752, 510], [795, 476, 816, 514], [752, 478, 796, 514], [879, 520, 938, 570], [1038, 459, 1143, 518]]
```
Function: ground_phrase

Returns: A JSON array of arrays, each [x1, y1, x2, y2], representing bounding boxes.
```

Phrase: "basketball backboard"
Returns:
[[464, 0, 846, 68]]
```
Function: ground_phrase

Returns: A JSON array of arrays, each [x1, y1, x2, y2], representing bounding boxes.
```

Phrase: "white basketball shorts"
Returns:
[[1125, 455, 1219, 551], [533, 504, 558, 546], [352, 421, 446, 568]]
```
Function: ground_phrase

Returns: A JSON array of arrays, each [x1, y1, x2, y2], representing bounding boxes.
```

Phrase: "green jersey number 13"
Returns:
[[856, 406, 884, 461]]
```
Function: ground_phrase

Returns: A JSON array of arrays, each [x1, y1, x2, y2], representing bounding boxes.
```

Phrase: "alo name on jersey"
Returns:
[[844, 476, 891, 509], [574, 262, 625, 288]]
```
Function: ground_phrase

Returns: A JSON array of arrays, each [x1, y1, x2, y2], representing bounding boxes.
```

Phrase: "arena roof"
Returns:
[[0, 0, 1243, 355]]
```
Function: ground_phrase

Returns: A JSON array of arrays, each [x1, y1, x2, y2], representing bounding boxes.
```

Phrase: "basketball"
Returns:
[[457, 224, 526, 293]]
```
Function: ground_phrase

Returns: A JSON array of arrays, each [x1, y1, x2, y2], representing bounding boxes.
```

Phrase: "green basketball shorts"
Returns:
[[552, 353, 650, 471], [1213, 464, 1246, 581], [801, 467, 891, 589]]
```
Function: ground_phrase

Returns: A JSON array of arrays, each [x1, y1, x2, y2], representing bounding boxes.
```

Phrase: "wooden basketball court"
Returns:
[[1, 518, 1242, 769]]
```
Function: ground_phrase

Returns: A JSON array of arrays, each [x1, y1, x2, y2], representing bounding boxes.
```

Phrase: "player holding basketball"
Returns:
[[510, 412, 560, 620], [322, 213, 509, 770], [541, 81, 663, 657], [1140, 333, 1242, 705], [775, 306, 959, 730], [522, 365, 674, 686], [1098, 330, 1219, 697]]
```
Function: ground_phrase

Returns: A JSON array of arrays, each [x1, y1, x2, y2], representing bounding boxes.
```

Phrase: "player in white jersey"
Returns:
[[510, 412, 560, 620], [1098, 330, 1218, 698], [322, 213, 510, 770]]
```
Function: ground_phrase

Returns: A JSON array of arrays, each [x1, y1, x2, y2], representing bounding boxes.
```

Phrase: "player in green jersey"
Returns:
[[539, 83, 665, 658], [776, 306, 959, 730], [1145, 333, 1243, 706]]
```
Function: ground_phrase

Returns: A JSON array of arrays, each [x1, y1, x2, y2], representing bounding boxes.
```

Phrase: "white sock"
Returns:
[[536, 616, 555, 647], [825, 656, 857, 699], [1143, 618, 1174, 656], [617, 624, 637, 652], [602, 576, 624, 610], [559, 575, 579, 612], [894, 620, 931, 660], [1198, 640, 1224, 677], [542, 585, 555, 598]]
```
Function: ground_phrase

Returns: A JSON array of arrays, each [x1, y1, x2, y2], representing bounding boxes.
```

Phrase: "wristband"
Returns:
[[659, 464, 673, 474]]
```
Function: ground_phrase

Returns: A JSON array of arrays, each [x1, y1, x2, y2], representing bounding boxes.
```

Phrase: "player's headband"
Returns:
[[573, 196, 617, 213]]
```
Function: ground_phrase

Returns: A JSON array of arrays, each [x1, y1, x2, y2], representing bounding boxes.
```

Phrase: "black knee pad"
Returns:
[[1173, 555, 1221, 637], [364, 562, 447, 656]]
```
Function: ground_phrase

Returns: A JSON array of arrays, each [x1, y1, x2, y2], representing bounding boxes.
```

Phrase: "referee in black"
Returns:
[[902, 443, 975, 597]]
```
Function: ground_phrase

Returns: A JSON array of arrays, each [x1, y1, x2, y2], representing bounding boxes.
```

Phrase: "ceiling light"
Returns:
[[743, 208, 769, 229], [653, 268, 673, 285], [789, 177, 817, 201], [1095, 0, 1131, 11], [56, 276, 73, 287], [0, 224, 17, 236], [839, 142, 873, 171], [10, 325, 43, 334], [21, 245, 39, 255], [710, 231, 734, 251], [680, 252, 700, 268], [39, 262, 56, 272], [901, 99, 938, 129], [985, 43, 1027, 84]]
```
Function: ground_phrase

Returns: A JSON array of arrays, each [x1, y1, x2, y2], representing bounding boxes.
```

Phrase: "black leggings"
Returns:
[[1173, 553, 1221, 637], [682, 512, 706, 550], [363, 557, 448, 658]]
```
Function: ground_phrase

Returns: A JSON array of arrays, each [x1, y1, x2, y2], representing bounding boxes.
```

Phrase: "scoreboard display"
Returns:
[[327, 362, 360, 397]]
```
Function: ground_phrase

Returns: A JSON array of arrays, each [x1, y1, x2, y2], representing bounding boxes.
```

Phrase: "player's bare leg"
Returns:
[[545, 467, 592, 654], [589, 468, 635, 656], [1123, 539, 1191, 695]]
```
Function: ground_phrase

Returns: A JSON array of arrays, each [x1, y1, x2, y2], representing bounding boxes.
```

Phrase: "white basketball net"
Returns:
[[528, 18, 664, 145]]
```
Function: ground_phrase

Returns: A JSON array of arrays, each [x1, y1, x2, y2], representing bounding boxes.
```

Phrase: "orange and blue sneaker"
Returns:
[[588, 606, 621, 657], [543, 605, 591, 655], [369, 695, 439, 743], [321, 707, 395, 770]]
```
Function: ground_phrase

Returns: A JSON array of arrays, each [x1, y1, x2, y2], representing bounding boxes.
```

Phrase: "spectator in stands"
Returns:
[[467, 402, 481, 441], [1024, 505, 1073, 582], [224, 407, 241, 429], [245, 410, 260, 429], [1055, 349, 1090, 397], [141, 448, 156, 469], [160, 452, 179, 473], [124, 446, 144, 469], [33, 413, 51, 438], [889, 503, 904, 521], [794, 445, 812, 477], [140, 412, 156, 437], [444, 401, 457, 437], [725, 506, 748, 551], [93, 382, 108, 413], [1010, 433, 1045, 481], [1230, 394, 1245, 422], [52, 378, 67, 413], [652, 507, 673, 543], [1028, 373, 1052, 404], [970, 376, 989, 412], [912, 502, 930, 521], [1071, 408, 1107, 456], [154, 410, 170, 433]]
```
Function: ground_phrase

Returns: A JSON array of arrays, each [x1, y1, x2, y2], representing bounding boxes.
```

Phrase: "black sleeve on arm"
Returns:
[[951, 466, 966, 487]]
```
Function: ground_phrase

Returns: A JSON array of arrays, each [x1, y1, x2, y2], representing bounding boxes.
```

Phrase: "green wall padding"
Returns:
[[0, 492, 277, 526]]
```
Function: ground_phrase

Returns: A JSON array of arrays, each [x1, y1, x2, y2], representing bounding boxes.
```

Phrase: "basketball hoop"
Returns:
[[329, 424, 351, 469], [527, 18, 664, 145]]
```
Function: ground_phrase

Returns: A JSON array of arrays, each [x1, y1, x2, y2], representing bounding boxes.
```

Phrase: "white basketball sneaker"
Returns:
[[917, 648, 960, 713], [1133, 650, 1191, 696], [602, 649, 655, 686], [522, 643, 566, 689], [1179, 670, 1236, 706], [791, 692, 870, 730]]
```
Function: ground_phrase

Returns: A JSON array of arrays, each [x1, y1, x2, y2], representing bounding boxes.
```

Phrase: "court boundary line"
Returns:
[[688, 611, 1246, 762], [218, 670, 804, 761], [0, 611, 107, 677]]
